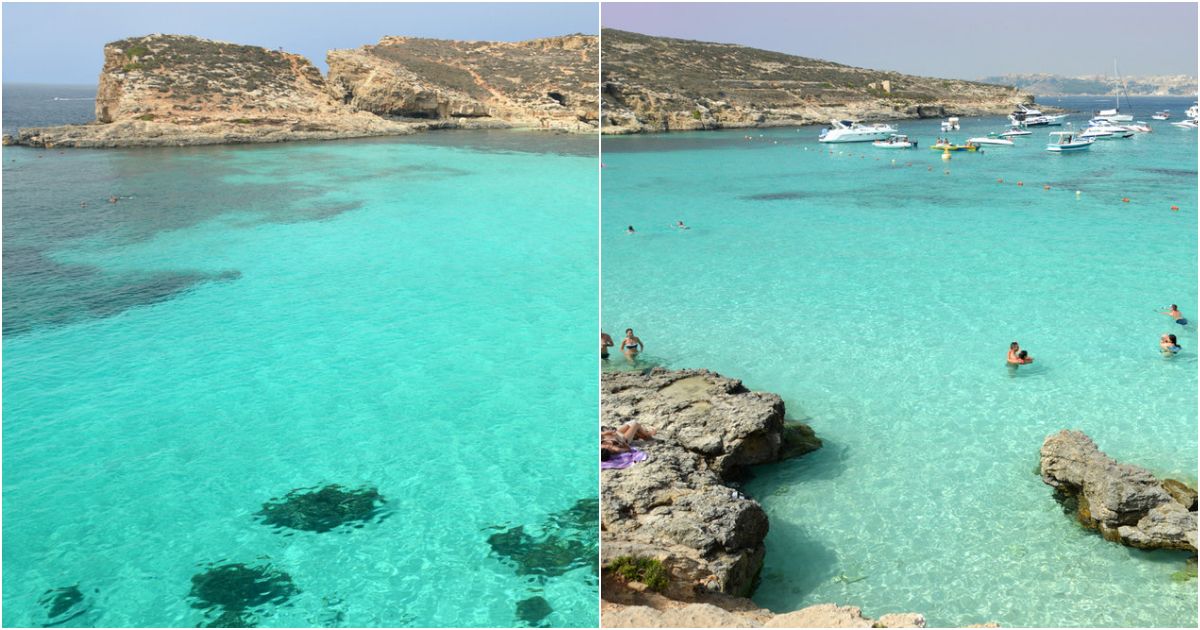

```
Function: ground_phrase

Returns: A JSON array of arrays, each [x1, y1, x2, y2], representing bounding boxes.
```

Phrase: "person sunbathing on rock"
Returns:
[[600, 421, 656, 461]]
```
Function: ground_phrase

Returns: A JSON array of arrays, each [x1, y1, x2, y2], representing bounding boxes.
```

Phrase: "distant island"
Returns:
[[6, 33, 598, 148], [601, 28, 1045, 134], [975, 73, 1197, 97]]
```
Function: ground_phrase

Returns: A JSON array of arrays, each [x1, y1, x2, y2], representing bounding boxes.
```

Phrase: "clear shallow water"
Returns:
[[601, 96, 1197, 628], [3, 123, 599, 627]]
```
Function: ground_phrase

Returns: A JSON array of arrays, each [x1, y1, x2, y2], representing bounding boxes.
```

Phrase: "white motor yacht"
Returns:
[[1152, 111, 1171, 120], [1082, 119, 1133, 139], [818, 120, 898, 143]]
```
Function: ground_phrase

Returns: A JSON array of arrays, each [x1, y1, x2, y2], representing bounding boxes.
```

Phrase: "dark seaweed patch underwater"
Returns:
[[37, 585, 89, 627], [255, 484, 386, 534], [188, 561, 299, 628], [487, 497, 599, 579]]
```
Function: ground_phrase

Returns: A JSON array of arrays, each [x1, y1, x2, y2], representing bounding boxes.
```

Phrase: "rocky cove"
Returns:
[[600, 368, 993, 628], [5, 33, 598, 148], [600, 368, 1196, 628]]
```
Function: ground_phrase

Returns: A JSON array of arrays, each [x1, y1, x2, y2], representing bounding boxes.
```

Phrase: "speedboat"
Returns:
[[1121, 121, 1153, 133], [818, 119, 899, 143], [1047, 128, 1095, 152], [872, 134, 915, 148], [1152, 111, 1171, 120], [1187, 103, 1199, 119], [1093, 108, 1133, 123], [999, 127, 1031, 137], [1171, 118, 1198, 129], [940, 117, 960, 131], [1081, 119, 1133, 139], [968, 135, 1014, 146]]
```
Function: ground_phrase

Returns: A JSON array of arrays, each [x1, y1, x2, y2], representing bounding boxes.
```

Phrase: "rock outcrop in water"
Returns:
[[11, 32, 597, 148], [601, 28, 1041, 134], [1040, 430, 1197, 553], [601, 368, 794, 600]]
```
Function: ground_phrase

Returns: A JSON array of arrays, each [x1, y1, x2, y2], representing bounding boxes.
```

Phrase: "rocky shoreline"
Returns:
[[599, 368, 992, 628], [4, 33, 598, 149]]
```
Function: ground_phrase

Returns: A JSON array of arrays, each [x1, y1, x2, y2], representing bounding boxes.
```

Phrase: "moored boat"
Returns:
[[968, 134, 1014, 146], [999, 127, 1032, 137], [819, 119, 898, 143], [1047, 128, 1095, 152], [940, 117, 960, 131], [930, 139, 979, 151], [1152, 110, 1171, 120], [872, 134, 915, 148]]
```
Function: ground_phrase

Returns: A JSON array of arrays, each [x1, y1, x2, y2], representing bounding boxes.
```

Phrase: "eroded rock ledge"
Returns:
[[1040, 430, 1197, 553], [601, 368, 963, 628]]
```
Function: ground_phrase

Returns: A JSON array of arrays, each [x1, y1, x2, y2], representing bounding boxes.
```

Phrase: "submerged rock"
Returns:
[[256, 484, 386, 533], [38, 585, 88, 627], [1040, 430, 1197, 553], [514, 596, 553, 628], [488, 498, 599, 578], [188, 561, 299, 621]]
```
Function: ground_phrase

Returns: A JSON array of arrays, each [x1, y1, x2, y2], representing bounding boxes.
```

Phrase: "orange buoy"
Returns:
[[1122, 198, 1130, 202], [997, 179, 1003, 182], [945, 170, 950, 174], [928, 167, 932, 170], [1171, 206, 1179, 210], [906, 163, 911, 166], [1044, 186, 1050, 190], [1018, 182, 1023, 186]]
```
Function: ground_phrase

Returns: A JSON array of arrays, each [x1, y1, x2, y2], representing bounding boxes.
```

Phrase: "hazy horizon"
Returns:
[[602, 2, 1199, 80]]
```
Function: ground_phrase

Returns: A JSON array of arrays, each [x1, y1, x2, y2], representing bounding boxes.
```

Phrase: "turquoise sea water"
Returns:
[[3, 122, 599, 627], [602, 96, 1197, 628]]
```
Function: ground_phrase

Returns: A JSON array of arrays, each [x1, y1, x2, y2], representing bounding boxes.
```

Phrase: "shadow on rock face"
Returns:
[[188, 561, 299, 627], [514, 596, 553, 628], [487, 498, 599, 579], [256, 484, 387, 534], [38, 585, 88, 627]]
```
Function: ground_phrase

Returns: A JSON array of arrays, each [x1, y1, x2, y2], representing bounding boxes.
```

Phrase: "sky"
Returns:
[[602, 2, 1200, 80], [1, 2, 599, 84]]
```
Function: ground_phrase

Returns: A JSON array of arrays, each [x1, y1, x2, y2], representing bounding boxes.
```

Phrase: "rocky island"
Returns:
[[7, 33, 598, 148], [601, 28, 1044, 134], [600, 368, 997, 628]]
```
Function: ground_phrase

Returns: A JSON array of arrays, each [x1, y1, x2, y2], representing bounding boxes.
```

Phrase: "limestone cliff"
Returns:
[[326, 35, 599, 132], [10, 33, 597, 148], [601, 28, 1038, 134]]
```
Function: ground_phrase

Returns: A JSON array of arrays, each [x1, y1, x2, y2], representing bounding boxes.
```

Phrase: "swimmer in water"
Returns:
[[673, 221, 689, 229], [1157, 304, 1188, 326], [1007, 342, 1021, 365], [601, 331, 614, 360], [1161, 334, 1181, 354], [627, 225, 635, 234], [1017, 350, 1033, 364], [621, 328, 643, 362]]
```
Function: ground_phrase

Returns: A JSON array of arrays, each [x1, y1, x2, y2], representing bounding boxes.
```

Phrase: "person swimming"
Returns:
[[1161, 333, 1181, 354], [673, 221, 689, 229], [627, 225, 635, 234], [621, 328, 643, 362], [1157, 304, 1188, 326], [601, 331, 614, 360]]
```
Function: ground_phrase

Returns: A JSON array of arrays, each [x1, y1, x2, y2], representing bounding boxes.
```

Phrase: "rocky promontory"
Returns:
[[601, 28, 1041, 134], [601, 368, 960, 628], [8, 32, 598, 148], [1040, 430, 1197, 553]]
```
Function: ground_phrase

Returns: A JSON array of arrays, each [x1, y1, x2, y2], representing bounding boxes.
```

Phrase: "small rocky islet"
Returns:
[[6, 32, 599, 148]]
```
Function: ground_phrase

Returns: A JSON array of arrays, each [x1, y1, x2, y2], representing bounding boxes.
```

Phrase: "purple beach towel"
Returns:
[[601, 447, 648, 469]]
